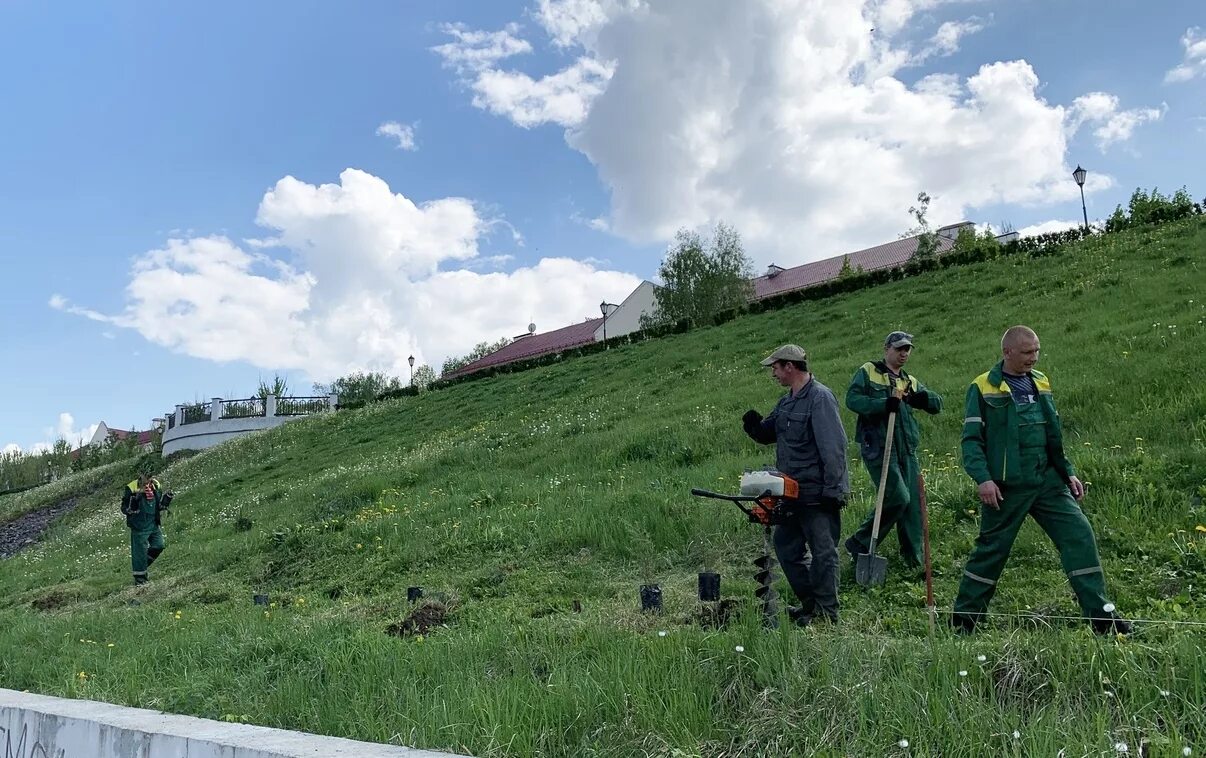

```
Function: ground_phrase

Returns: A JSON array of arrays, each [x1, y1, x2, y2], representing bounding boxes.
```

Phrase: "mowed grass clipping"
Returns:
[[1, 217, 1204, 757]]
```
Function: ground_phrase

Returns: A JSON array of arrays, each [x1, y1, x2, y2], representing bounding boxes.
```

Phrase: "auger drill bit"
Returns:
[[753, 526, 780, 627]]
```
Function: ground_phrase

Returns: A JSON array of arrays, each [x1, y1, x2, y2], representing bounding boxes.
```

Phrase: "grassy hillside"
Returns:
[[2, 217, 1204, 757]]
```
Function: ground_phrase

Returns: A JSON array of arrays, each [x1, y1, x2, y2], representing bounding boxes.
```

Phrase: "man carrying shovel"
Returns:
[[844, 331, 942, 584]]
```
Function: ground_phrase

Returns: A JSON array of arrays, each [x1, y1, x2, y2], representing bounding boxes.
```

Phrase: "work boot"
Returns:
[[1090, 612, 1132, 636], [950, 613, 977, 635]]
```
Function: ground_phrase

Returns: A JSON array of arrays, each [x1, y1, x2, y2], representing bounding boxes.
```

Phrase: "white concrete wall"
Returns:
[[0, 688, 463, 758], [161, 415, 294, 457], [161, 397, 336, 457], [594, 280, 658, 342]]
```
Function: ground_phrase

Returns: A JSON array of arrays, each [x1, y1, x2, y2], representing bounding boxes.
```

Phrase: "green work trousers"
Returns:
[[848, 452, 923, 567], [131, 527, 165, 584], [954, 467, 1110, 620]]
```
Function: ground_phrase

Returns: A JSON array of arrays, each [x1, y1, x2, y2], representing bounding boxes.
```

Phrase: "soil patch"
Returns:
[[0, 497, 80, 559], [386, 600, 449, 637], [695, 598, 745, 629]]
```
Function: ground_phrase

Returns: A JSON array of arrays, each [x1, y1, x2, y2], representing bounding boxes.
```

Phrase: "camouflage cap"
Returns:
[[760, 344, 808, 366], [884, 331, 914, 349]]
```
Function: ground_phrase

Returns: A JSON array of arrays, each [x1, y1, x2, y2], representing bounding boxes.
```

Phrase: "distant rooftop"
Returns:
[[443, 317, 604, 380]]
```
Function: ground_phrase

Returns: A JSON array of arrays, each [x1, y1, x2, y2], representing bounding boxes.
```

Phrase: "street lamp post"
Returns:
[[600, 301, 618, 346], [408, 354, 415, 387], [1073, 165, 1089, 233]]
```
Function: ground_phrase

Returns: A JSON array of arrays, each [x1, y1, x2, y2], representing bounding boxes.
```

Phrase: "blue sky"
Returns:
[[1, 0, 1202, 452]]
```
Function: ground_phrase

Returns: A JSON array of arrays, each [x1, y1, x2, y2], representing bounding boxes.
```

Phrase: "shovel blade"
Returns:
[[855, 552, 888, 587]]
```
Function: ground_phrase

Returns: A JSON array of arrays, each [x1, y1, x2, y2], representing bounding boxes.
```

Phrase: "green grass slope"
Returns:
[[2, 218, 1205, 757]]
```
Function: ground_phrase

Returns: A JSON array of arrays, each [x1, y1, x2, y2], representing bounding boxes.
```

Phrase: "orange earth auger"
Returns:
[[691, 470, 800, 628]]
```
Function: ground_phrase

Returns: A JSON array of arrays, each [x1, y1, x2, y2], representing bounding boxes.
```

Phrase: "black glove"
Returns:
[[820, 495, 846, 509], [884, 396, 901, 414], [742, 409, 762, 436], [905, 391, 928, 409], [159, 491, 174, 510]]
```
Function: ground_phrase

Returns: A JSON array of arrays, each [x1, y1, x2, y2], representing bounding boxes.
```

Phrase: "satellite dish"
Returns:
[[528, 322, 536, 334]]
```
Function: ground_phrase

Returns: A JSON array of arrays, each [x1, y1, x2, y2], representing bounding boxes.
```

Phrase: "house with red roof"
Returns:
[[445, 224, 977, 379]]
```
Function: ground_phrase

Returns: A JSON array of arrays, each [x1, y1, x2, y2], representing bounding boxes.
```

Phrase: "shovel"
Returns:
[[856, 408, 897, 587]]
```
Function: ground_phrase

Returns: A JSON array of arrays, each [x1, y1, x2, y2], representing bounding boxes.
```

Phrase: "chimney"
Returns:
[[766, 264, 785, 278]]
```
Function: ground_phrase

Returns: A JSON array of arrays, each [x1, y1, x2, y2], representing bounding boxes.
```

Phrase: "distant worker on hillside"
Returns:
[[843, 331, 942, 574], [951, 326, 1130, 635], [742, 344, 850, 625], [120, 471, 173, 586]]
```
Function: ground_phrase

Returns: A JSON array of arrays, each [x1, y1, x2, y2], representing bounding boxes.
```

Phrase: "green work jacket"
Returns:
[[845, 361, 942, 461], [960, 362, 1076, 487], [123, 478, 163, 531]]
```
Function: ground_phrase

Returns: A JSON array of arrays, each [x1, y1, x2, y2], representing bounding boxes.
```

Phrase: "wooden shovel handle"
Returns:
[[868, 411, 896, 552]]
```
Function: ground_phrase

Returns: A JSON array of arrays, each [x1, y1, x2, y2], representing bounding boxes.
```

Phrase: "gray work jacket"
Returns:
[[750, 378, 850, 502]]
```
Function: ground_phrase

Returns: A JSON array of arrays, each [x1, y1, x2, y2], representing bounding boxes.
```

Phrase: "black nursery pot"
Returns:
[[639, 584, 662, 612], [698, 572, 721, 602], [253, 594, 269, 606], [407, 586, 424, 603]]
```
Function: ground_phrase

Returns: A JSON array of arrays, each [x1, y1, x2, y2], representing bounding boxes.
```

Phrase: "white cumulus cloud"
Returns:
[[437, 0, 1162, 265], [376, 121, 418, 150], [1068, 92, 1166, 151], [1165, 26, 1206, 83], [52, 169, 640, 381]]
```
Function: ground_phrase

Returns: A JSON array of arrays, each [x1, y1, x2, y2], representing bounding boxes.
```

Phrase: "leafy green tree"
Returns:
[[904, 191, 940, 260], [257, 374, 290, 400], [640, 222, 754, 328], [412, 364, 437, 390], [312, 371, 404, 405]]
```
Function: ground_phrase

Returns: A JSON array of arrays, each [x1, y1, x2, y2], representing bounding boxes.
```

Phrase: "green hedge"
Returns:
[[366, 203, 1202, 405]]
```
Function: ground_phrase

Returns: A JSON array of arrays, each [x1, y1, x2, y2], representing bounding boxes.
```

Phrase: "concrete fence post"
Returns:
[[328, 393, 339, 410], [210, 398, 222, 422], [266, 394, 278, 417]]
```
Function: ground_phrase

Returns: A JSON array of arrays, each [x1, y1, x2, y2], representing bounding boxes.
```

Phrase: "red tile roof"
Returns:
[[751, 232, 956, 301], [107, 428, 157, 446], [444, 317, 603, 380]]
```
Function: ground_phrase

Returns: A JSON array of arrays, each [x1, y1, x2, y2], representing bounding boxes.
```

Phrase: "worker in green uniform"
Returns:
[[844, 331, 942, 573], [952, 326, 1130, 634], [121, 472, 173, 585]]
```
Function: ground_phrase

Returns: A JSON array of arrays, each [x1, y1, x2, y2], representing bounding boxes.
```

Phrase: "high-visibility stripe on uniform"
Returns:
[[964, 416, 982, 424], [963, 570, 996, 586], [1068, 565, 1103, 577], [862, 362, 919, 393]]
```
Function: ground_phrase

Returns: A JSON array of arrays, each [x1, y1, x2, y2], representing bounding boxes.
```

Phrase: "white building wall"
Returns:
[[593, 280, 658, 342]]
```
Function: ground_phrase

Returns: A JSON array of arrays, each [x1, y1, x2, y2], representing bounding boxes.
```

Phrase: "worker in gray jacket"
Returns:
[[742, 344, 850, 624]]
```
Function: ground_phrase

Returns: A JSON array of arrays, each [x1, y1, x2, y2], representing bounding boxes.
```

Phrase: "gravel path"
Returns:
[[0, 498, 81, 559]]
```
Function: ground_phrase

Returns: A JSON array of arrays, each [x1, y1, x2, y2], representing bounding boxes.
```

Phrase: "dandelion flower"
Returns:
[[976, 654, 987, 663], [958, 670, 968, 677], [735, 645, 745, 653], [77, 671, 87, 680], [1115, 742, 1128, 754], [107, 643, 114, 648], [898, 739, 909, 748], [1159, 689, 1170, 697], [658, 631, 667, 637], [1182, 748, 1191, 756], [415, 635, 424, 643], [1012, 730, 1021, 739]]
